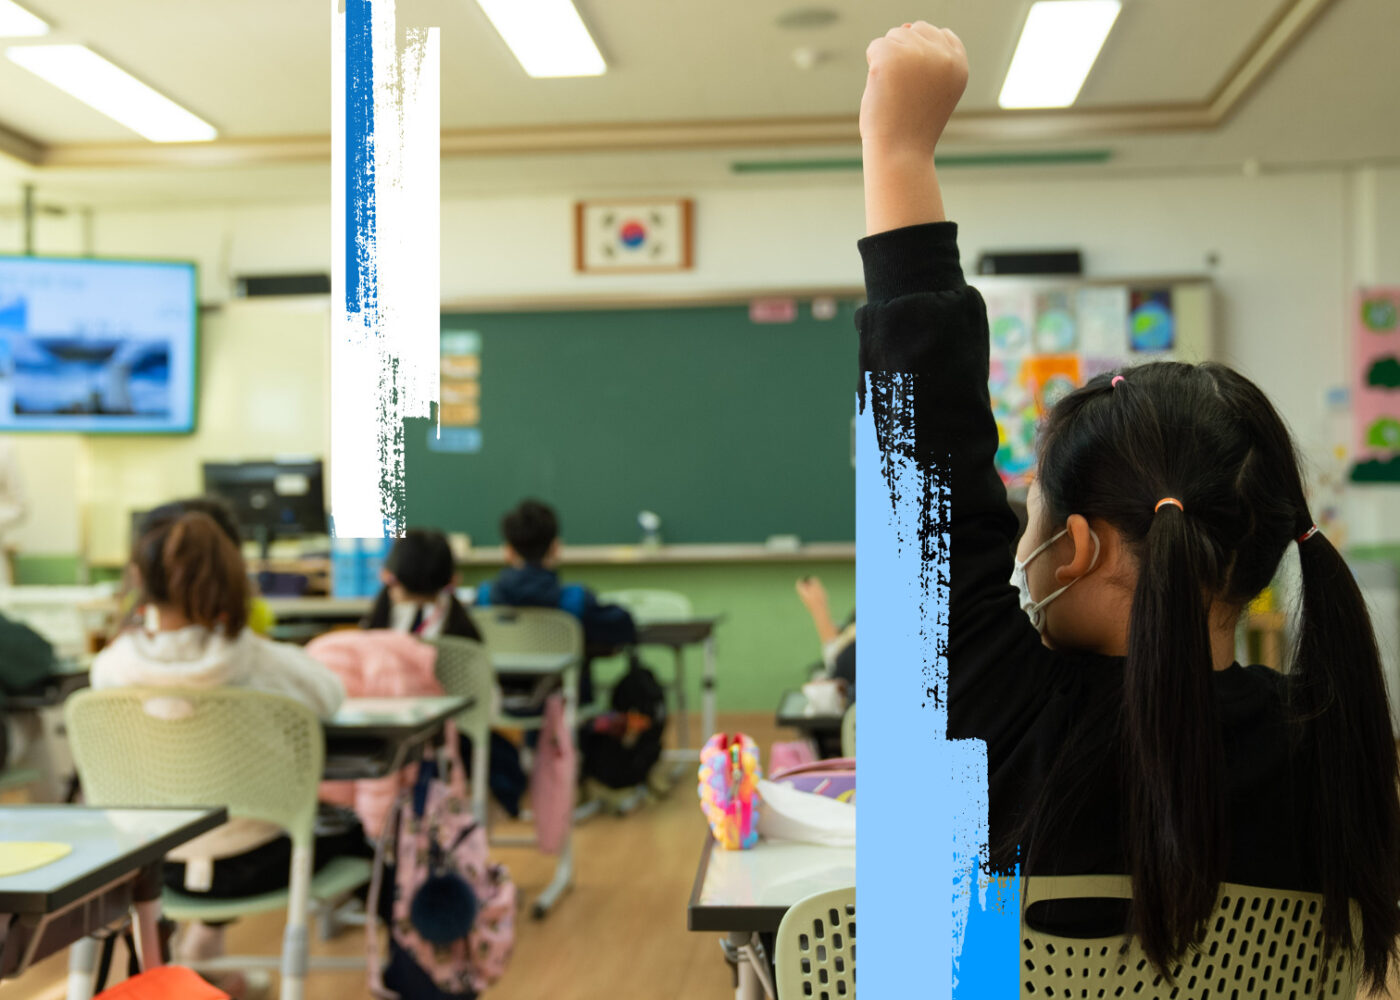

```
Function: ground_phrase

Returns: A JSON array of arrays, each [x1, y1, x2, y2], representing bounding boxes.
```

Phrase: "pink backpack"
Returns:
[[308, 630, 444, 839], [768, 739, 819, 776], [367, 743, 516, 998]]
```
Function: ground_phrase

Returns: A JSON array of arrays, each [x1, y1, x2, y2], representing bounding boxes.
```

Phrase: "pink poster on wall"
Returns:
[[1352, 288, 1400, 483]]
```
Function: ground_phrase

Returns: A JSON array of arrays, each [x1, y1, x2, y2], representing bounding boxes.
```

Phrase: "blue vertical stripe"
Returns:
[[857, 369, 1018, 994], [345, 0, 374, 315]]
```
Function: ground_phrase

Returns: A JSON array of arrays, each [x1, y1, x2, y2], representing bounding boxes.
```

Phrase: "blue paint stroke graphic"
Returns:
[[857, 371, 1019, 995], [345, 0, 375, 317]]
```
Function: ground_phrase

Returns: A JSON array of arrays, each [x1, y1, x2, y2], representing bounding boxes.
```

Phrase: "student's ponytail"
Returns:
[[135, 511, 248, 637], [1122, 503, 1227, 974], [1289, 517, 1400, 985]]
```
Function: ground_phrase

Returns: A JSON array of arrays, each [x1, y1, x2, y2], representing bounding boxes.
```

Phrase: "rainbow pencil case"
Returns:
[[697, 733, 761, 850]]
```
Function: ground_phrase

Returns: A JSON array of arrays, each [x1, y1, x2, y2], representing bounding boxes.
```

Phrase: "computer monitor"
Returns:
[[201, 459, 327, 560]]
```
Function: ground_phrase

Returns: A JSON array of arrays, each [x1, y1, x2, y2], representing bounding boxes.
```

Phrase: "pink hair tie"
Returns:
[[1111, 375, 1125, 388], [1297, 524, 1320, 543]]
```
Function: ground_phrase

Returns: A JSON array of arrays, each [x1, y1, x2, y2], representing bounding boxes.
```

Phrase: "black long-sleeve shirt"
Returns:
[[855, 222, 1317, 931]]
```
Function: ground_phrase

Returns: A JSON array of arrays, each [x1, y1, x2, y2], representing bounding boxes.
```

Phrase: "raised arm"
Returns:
[[859, 22, 964, 236], [856, 24, 1061, 752]]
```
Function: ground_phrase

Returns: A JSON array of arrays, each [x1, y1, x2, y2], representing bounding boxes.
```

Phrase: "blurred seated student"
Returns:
[[113, 497, 276, 641], [363, 528, 481, 641], [0, 609, 61, 770], [474, 499, 635, 707], [355, 528, 530, 815], [796, 576, 855, 704], [92, 510, 358, 999]]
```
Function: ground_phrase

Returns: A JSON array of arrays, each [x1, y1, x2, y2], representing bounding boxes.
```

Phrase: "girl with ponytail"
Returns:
[[858, 22, 1400, 990], [92, 511, 354, 999]]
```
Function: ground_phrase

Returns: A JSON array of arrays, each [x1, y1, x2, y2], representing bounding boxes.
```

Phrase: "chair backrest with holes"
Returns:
[[776, 885, 856, 999], [65, 687, 324, 846], [429, 635, 495, 733], [472, 605, 582, 659], [1021, 875, 1362, 999], [598, 589, 692, 623]]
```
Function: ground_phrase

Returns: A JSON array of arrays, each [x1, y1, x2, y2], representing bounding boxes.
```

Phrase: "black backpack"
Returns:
[[580, 654, 667, 790]]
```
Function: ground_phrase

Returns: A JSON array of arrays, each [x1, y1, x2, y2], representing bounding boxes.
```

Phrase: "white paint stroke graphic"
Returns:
[[331, 0, 440, 539]]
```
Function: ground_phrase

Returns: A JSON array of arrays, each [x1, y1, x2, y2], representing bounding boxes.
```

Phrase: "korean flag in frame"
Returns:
[[575, 198, 694, 273]]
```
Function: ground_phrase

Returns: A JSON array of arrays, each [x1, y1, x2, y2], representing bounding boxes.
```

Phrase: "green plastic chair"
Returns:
[[429, 635, 497, 824], [65, 688, 372, 1000], [1021, 875, 1362, 999], [598, 589, 693, 623], [470, 606, 587, 916], [776, 885, 856, 999], [841, 705, 855, 758], [473, 605, 585, 724]]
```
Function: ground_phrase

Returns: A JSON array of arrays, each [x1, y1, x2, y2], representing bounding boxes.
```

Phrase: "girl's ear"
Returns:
[[1054, 514, 1101, 584]]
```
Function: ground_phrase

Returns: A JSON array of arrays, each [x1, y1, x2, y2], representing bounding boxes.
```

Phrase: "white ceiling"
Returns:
[[0, 0, 1292, 141], [0, 0, 1396, 207]]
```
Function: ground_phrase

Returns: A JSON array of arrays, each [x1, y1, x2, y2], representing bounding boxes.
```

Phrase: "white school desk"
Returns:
[[262, 596, 727, 759], [774, 689, 844, 734], [322, 695, 472, 781], [688, 836, 856, 1000], [0, 805, 227, 1000], [629, 615, 723, 764]]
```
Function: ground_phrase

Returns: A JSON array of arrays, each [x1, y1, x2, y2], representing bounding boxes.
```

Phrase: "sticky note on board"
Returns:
[[427, 426, 482, 454], [439, 402, 480, 427], [442, 356, 481, 379]]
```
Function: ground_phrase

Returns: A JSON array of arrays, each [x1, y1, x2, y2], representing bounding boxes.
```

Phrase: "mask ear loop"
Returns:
[[1025, 528, 1103, 612]]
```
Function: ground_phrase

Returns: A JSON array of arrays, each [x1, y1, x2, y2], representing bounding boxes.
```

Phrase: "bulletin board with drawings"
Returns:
[[971, 276, 1215, 488]]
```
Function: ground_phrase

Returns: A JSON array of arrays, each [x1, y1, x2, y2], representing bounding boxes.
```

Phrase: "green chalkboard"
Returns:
[[403, 300, 859, 546]]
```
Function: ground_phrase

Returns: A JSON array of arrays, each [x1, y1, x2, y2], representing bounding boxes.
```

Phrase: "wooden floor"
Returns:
[[2, 712, 784, 1000], [7, 719, 1400, 999]]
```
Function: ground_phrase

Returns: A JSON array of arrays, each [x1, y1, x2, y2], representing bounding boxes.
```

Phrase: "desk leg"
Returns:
[[701, 633, 717, 750], [727, 931, 774, 1000], [131, 865, 165, 972], [65, 936, 97, 1000]]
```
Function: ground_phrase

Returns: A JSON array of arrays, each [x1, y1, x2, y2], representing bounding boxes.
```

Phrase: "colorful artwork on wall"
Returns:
[[1351, 288, 1400, 483]]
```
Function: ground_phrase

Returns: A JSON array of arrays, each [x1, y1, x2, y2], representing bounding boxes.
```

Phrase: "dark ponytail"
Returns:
[[135, 511, 249, 637], [1291, 527, 1400, 984], [1122, 504, 1227, 973]]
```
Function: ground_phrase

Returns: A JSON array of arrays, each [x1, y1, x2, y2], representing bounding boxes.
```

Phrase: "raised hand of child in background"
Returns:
[[860, 22, 969, 235], [796, 576, 839, 645]]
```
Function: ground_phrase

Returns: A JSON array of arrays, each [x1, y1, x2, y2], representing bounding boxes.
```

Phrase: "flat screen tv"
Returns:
[[0, 255, 197, 433]]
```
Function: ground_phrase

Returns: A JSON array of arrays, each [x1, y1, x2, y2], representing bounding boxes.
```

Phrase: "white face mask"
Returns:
[[1010, 527, 1101, 633]]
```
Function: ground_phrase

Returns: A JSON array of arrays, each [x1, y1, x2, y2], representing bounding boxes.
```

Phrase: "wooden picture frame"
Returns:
[[575, 198, 694, 274]]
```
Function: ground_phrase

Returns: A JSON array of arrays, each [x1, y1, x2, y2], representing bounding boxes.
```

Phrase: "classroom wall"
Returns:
[[3, 160, 1397, 707], [5, 166, 1400, 551]]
